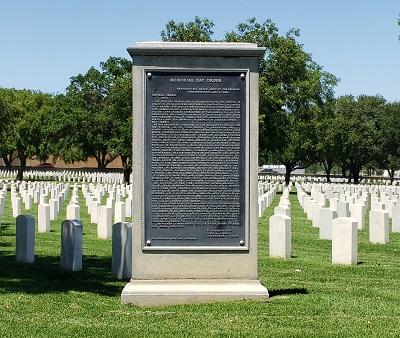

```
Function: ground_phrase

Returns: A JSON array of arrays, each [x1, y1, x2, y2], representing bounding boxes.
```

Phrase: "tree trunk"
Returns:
[[121, 155, 131, 184], [2, 154, 13, 171], [389, 169, 395, 185], [350, 163, 361, 184], [95, 150, 107, 170], [353, 171, 360, 184], [326, 169, 331, 183], [341, 164, 347, 178], [322, 160, 333, 183], [16, 152, 27, 181], [284, 163, 292, 186]]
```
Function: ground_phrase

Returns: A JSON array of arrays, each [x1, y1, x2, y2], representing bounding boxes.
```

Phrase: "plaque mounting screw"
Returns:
[[146, 240, 151, 246], [240, 73, 245, 80], [239, 240, 244, 246], [147, 72, 152, 79]]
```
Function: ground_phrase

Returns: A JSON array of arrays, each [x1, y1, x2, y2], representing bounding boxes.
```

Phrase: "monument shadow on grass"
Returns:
[[268, 288, 308, 297], [0, 253, 123, 297]]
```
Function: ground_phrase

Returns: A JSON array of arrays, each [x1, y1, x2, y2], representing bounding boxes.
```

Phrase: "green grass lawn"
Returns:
[[1, 183, 400, 337]]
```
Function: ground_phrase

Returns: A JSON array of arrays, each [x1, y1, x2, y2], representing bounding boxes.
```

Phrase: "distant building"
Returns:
[[0, 154, 123, 169], [259, 165, 305, 175], [383, 170, 400, 179]]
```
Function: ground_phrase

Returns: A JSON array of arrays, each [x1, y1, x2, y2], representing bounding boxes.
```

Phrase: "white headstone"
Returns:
[[13, 197, 21, 218], [269, 214, 291, 258], [350, 203, 365, 230], [90, 200, 101, 224], [302, 195, 311, 214], [332, 217, 358, 265], [273, 205, 290, 217], [97, 205, 112, 239], [319, 208, 337, 240], [329, 198, 338, 211], [337, 200, 349, 218], [67, 203, 80, 221], [369, 209, 389, 244], [312, 202, 325, 228], [371, 202, 385, 211], [60, 219, 83, 271], [306, 200, 317, 221], [24, 193, 32, 210], [111, 222, 132, 279], [49, 199, 58, 221], [125, 197, 132, 218], [114, 201, 126, 224], [258, 197, 266, 218], [392, 204, 400, 232], [106, 196, 115, 215], [16, 215, 35, 263], [38, 203, 50, 233]]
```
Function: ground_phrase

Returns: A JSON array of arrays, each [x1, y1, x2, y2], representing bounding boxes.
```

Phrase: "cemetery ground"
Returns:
[[1, 183, 400, 337]]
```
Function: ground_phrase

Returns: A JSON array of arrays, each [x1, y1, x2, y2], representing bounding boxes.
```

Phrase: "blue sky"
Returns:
[[1, 0, 399, 101]]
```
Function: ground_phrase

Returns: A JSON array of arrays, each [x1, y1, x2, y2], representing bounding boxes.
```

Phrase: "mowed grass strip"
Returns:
[[1, 184, 400, 337]]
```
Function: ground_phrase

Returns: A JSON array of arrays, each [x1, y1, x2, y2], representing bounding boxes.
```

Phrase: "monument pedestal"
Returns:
[[121, 279, 268, 307], [123, 41, 268, 306]]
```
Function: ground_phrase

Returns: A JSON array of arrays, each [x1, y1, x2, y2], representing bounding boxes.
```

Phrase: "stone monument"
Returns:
[[121, 41, 269, 306]]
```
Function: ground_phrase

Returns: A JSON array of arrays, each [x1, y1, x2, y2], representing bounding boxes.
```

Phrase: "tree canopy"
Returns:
[[225, 18, 338, 184], [0, 88, 54, 179], [161, 16, 215, 42], [51, 57, 132, 172]]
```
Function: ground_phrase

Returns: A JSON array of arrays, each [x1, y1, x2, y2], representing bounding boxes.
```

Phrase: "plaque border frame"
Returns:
[[141, 67, 250, 251]]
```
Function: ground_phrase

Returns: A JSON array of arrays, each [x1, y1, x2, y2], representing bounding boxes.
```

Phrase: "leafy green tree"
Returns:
[[47, 94, 90, 164], [103, 58, 133, 182], [160, 17, 338, 185], [161, 16, 214, 42], [0, 88, 54, 180], [0, 88, 17, 170], [373, 101, 400, 183], [54, 57, 132, 172], [314, 99, 338, 182], [333, 95, 384, 184], [225, 18, 338, 184]]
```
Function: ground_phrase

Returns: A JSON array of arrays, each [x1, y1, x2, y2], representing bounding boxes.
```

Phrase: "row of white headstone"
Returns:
[[0, 184, 7, 228], [298, 181, 400, 235], [258, 181, 285, 217], [14, 213, 132, 279], [294, 181, 400, 264], [0, 177, 134, 279], [0, 170, 128, 184], [259, 173, 399, 186], [0, 180, 133, 241], [81, 182, 132, 239]]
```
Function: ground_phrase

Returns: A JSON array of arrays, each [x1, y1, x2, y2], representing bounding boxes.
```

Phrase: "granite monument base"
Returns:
[[121, 279, 268, 307]]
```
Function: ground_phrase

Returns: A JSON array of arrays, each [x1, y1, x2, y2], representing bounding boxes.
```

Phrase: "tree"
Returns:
[[161, 16, 214, 42], [225, 18, 338, 185], [332, 95, 383, 184], [47, 94, 91, 165], [373, 101, 400, 183], [0, 88, 54, 180], [314, 99, 338, 182], [0, 88, 17, 170], [160, 17, 338, 185], [103, 59, 133, 182], [54, 57, 132, 171]]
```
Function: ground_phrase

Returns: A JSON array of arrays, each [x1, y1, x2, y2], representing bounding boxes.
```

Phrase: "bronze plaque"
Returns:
[[144, 70, 248, 249]]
